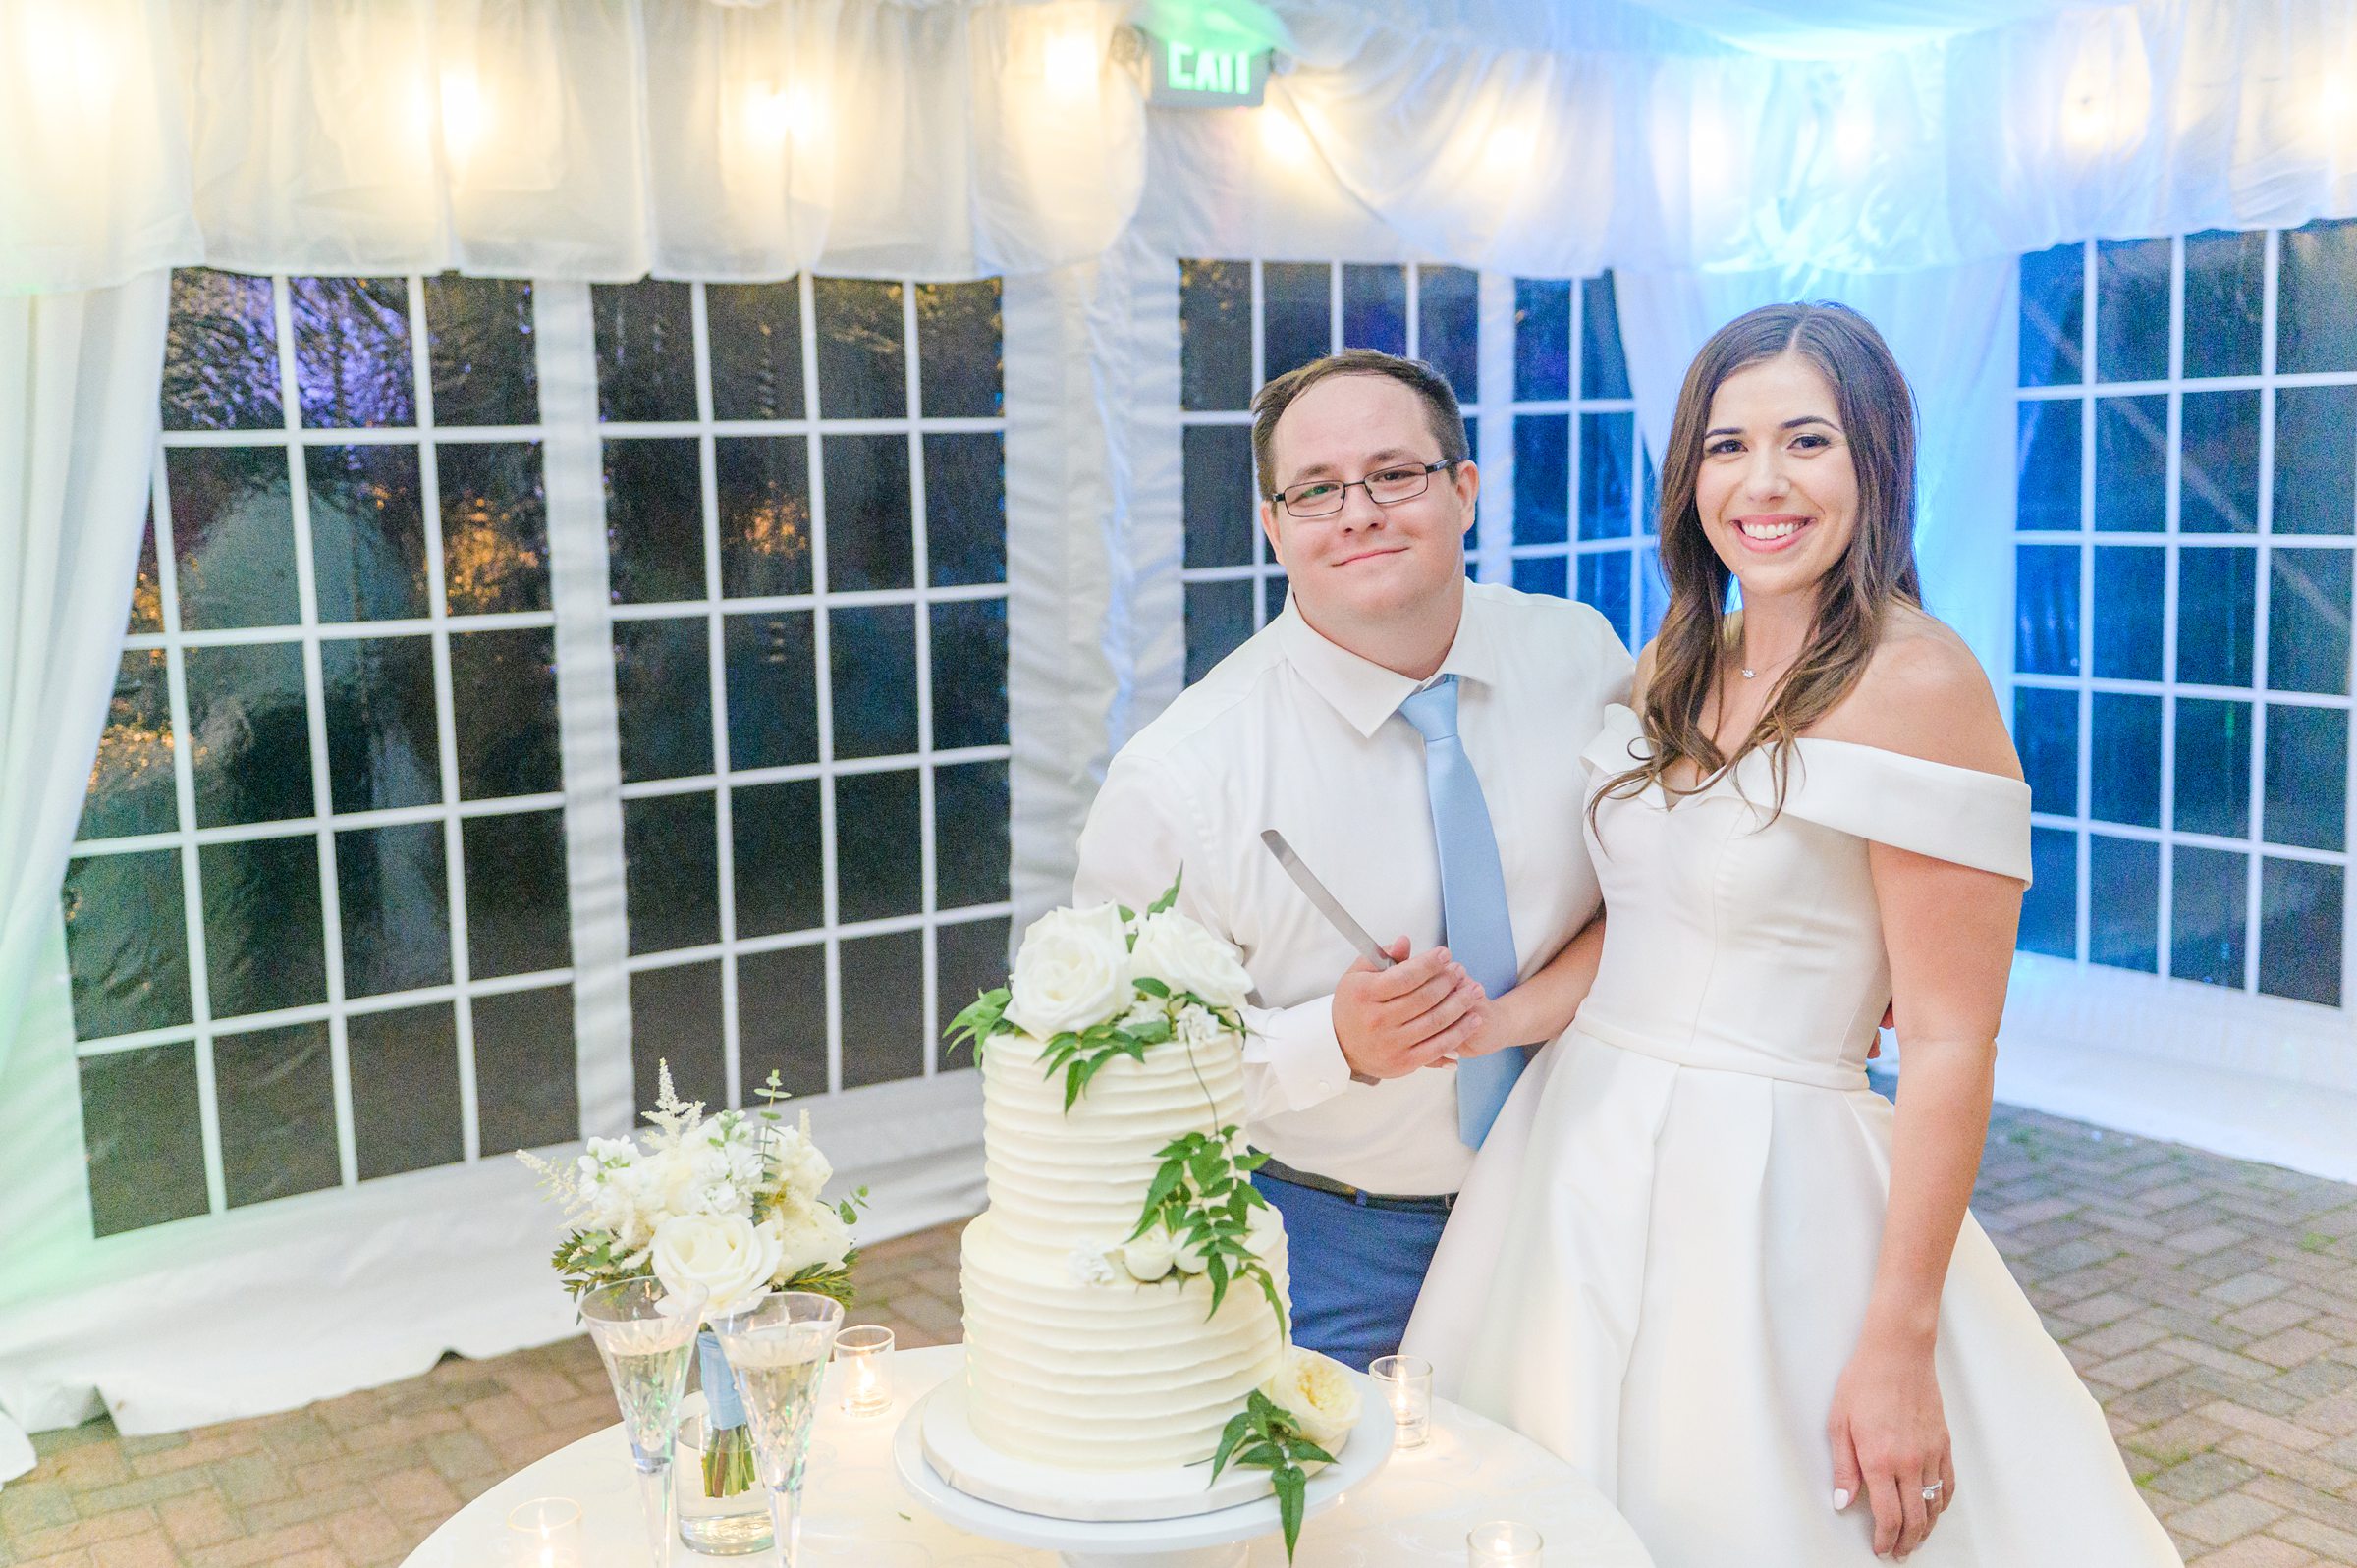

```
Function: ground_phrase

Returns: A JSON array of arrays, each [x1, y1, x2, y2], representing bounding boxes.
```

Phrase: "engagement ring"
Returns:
[[1921, 1483, 1945, 1502]]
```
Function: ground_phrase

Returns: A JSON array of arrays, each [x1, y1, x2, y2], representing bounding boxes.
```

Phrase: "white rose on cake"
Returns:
[[652, 1212, 782, 1316], [1118, 1225, 1178, 1281], [1260, 1347, 1360, 1458], [1130, 910, 1251, 1009], [1004, 903, 1132, 1037]]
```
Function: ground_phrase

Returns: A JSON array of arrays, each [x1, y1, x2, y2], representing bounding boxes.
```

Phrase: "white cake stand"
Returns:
[[892, 1375, 1396, 1568]]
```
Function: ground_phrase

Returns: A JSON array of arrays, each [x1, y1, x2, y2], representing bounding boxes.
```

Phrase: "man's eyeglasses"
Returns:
[[1271, 459, 1460, 519]]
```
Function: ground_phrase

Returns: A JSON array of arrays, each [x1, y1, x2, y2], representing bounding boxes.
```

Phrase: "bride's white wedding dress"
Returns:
[[1402, 704, 2179, 1566]]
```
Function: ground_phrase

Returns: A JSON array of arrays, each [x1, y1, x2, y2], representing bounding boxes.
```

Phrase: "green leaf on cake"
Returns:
[[944, 986, 1014, 1062], [1146, 869, 1183, 915], [1207, 1390, 1320, 1562]]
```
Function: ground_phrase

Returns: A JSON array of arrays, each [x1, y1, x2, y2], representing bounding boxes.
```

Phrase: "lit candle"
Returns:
[[503, 1497, 582, 1568], [1466, 1520, 1543, 1566], [1368, 1353, 1432, 1449], [836, 1324, 896, 1415]]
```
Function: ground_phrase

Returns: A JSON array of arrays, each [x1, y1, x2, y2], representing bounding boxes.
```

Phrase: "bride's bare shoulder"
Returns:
[[1811, 608, 2021, 781]]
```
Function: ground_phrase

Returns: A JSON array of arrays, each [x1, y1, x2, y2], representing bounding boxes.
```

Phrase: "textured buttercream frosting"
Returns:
[[959, 1025, 1290, 1470]]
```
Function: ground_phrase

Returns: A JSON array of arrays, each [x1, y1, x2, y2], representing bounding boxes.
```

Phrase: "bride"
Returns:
[[1402, 302, 2179, 1565]]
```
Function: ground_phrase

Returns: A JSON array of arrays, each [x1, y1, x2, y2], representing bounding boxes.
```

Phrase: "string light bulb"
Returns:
[[1259, 103, 1312, 163], [439, 70, 487, 161]]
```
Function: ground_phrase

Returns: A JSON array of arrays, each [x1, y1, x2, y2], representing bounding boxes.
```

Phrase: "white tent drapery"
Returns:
[[6, 0, 2357, 1475]]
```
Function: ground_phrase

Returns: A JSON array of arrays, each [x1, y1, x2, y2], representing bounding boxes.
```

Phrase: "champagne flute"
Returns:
[[580, 1277, 709, 1568], [708, 1292, 844, 1568]]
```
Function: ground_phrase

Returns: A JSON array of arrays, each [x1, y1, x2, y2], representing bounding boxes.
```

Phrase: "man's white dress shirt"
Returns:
[[1072, 581, 1633, 1196]]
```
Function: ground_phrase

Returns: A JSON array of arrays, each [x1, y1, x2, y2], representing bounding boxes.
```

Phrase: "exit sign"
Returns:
[[1147, 36, 1270, 108]]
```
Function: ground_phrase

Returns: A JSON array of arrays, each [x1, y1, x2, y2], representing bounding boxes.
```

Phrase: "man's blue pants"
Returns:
[[1249, 1171, 1449, 1373]]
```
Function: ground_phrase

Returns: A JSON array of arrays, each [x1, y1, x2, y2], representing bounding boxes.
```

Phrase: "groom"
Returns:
[[1072, 349, 1632, 1370]]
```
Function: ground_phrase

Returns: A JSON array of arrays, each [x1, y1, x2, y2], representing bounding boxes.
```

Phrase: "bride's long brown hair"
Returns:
[[1597, 301, 1923, 819]]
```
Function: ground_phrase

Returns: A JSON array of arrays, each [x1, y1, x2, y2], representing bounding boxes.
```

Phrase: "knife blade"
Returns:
[[1260, 828, 1393, 970]]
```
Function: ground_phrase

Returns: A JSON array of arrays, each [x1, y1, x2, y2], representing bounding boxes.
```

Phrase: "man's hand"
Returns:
[[1333, 937, 1489, 1080]]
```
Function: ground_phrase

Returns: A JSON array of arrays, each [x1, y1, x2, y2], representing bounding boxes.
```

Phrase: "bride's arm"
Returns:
[[1458, 913, 1607, 1056]]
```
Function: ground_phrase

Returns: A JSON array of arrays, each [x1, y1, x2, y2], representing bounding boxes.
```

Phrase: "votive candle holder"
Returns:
[[836, 1324, 897, 1415], [1369, 1353, 1432, 1448], [504, 1497, 583, 1568], [1466, 1520, 1543, 1565]]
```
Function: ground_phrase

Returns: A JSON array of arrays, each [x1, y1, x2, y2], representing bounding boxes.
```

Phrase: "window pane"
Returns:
[[2182, 230, 2265, 380], [840, 928, 924, 1088], [472, 984, 577, 1154], [2265, 704, 2347, 852], [349, 1002, 463, 1180], [2093, 396, 2167, 532], [624, 792, 719, 955], [2259, 857, 2342, 1005], [594, 280, 697, 423], [1513, 555, 1568, 598], [707, 282, 806, 422], [292, 277, 414, 429], [2171, 697, 2250, 838], [2089, 833, 2160, 972], [2019, 827, 2077, 957], [935, 760, 1010, 910], [1341, 265, 1406, 356], [1513, 279, 1571, 402], [450, 627, 560, 799], [129, 506, 163, 635], [739, 944, 828, 1099], [438, 441, 549, 616], [924, 432, 1007, 587], [1513, 415, 1568, 546], [321, 635, 440, 815], [614, 617, 714, 784], [2013, 685, 2079, 818], [1578, 273, 1629, 400], [186, 641, 312, 828], [931, 598, 1008, 752], [724, 611, 818, 770], [2090, 692, 2161, 828], [733, 779, 824, 940], [1421, 265, 1480, 402], [2015, 401, 2080, 532], [200, 834, 326, 1019], [1184, 425, 1256, 569], [822, 434, 913, 592], [1184, 579, 1252, 685], [2273, 384, 2357, 536], [168, 447, 300, 631], [79, 651, 178, 840], [1264, 572, 1288, 621], [162, 269, 283, 431], [605, 438, 707, 605], [937, 918, 1011, 1061], [716, 435, 812, 598], [463, 809, 571, 979], [2269, 549, 2352, 695], [2015, 545, 2081, 676], [306, 445, 428, 622], [915, 280, 1003, 418], [2278, 217, 2357, 375], [2091, 545, 2164, 681], [631, 960, 726, 1116], [1262, 263, 1331, 382], [216, 1021, 340, 1207], [82, 1043, 208, 1236], [830, 605, 918, 759], [835, 770, 921, 924], [2178, 391, 2259, 534], [2017, 243, 2085, 388], [336, 822, 452, 999], [63, 850, 192, 1038], [1639, 546, 1668, 638], [1578, 413, 1632, 540], [2175, 546, 2257, 688], [2170, 844, 2248, 989], [2094, 239, 2169, 385], [423, 275, 537, 427], [1179, 259, 1251, 413], [814, 278, 906, 420], [1576, 552, 1630, 636]]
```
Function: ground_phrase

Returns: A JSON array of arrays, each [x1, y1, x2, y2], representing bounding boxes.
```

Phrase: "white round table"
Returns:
[[400, 1344, 1656, 1568]]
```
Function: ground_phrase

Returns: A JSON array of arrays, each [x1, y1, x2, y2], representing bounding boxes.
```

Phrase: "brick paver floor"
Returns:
[[5, 1103, 2354, 1567]]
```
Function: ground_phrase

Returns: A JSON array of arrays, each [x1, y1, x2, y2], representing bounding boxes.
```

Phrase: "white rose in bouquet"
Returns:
[[766, 1116, 834, 1199], [765, 1191, 854, 1281], [1005, 902, 1132, 1036], [652, 1213, 783, 1317], [1130, 910, 1251, 1009], [1259, 1347, 1360, 1459]]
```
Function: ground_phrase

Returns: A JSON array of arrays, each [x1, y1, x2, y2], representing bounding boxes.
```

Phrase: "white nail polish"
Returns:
[[1833, 1488, 1851, 1511]]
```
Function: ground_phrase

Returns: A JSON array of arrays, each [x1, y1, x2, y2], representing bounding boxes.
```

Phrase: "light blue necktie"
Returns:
[[1397, 676, 1524, 1148]]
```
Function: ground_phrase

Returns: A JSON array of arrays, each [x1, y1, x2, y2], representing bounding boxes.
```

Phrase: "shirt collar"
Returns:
[[1275, 582, 1499, 739]]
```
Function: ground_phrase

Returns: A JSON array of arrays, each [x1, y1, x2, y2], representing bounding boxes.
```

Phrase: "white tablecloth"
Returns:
[[401, 1344, 1655, 1567]]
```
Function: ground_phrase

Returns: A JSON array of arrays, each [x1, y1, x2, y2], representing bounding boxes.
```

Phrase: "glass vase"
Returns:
[[674, 1332, 773, 1555]]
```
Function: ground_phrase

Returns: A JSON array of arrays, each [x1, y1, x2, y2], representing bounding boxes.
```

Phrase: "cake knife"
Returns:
[[1259, 829, 1392, 1085]]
